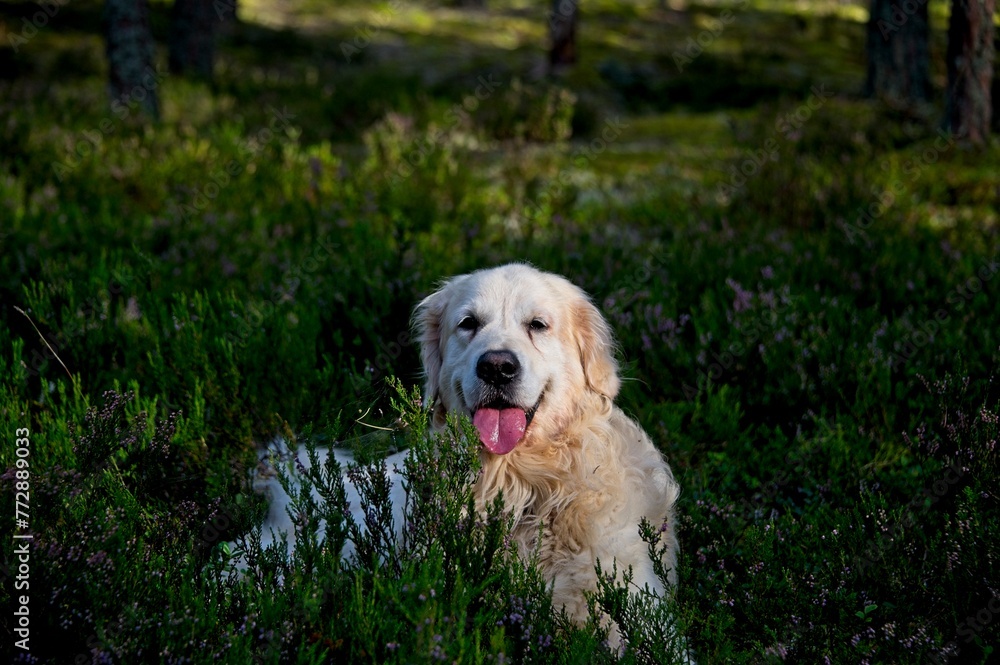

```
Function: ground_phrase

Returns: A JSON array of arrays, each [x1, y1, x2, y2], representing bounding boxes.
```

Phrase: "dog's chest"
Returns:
[[505, 484, 616, 561]]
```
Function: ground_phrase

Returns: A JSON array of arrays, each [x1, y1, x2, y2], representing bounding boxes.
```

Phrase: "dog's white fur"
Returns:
[[415, 263, 680, 631], [253, 442, 408, 561]]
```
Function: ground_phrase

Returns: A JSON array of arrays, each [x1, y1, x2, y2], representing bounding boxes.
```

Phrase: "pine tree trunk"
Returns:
[[864, 0, 931, 105], [945, 0, 995, 144], [169, 0, 217, 80], [549, 0, 579, 71], [102, 0, 160, 119]]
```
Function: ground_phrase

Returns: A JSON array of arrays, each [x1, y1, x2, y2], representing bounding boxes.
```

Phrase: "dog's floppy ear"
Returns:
[[573, 294, 621, 399], [413, 283, 450, 427]]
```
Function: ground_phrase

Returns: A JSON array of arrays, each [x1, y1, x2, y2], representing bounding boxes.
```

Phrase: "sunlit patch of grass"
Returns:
[[624, 110, 744, 145], [748, 0, 872, 22], [240, 0, 543, 48], [159, 79, 240, 128]]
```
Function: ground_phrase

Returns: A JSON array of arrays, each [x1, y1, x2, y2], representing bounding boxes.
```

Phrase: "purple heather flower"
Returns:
[[726, 278, 753, 312]]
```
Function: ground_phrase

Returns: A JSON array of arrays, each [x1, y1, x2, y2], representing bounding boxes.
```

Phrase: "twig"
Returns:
[[13, 306, 75, 385], [355, 406, 394, 431]]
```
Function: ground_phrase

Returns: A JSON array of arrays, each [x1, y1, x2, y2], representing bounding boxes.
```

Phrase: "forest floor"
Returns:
[[1, 0, 999, 662]]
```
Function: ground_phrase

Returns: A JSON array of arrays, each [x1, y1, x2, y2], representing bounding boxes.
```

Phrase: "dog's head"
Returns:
[[414, 263, 619, 454]]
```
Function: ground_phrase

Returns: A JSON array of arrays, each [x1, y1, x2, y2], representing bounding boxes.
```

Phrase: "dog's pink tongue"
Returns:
[[473, 408, 527, 455]]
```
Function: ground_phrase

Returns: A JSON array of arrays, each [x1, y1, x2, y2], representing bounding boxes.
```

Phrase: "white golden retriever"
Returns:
[[254, 263, 681, 647], [415, 263, 680, 631]]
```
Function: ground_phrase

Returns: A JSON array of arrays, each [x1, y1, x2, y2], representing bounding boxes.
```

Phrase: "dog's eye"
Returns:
[[458, 315, 479, 331], [529, 318, 548, 332]]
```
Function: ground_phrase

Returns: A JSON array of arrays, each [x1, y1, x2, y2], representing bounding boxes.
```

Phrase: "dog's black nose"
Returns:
[[476, 350, 520, 386]]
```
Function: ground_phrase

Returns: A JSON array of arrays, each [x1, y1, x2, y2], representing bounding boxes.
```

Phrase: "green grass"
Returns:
[[1, 0, 998, 662]]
